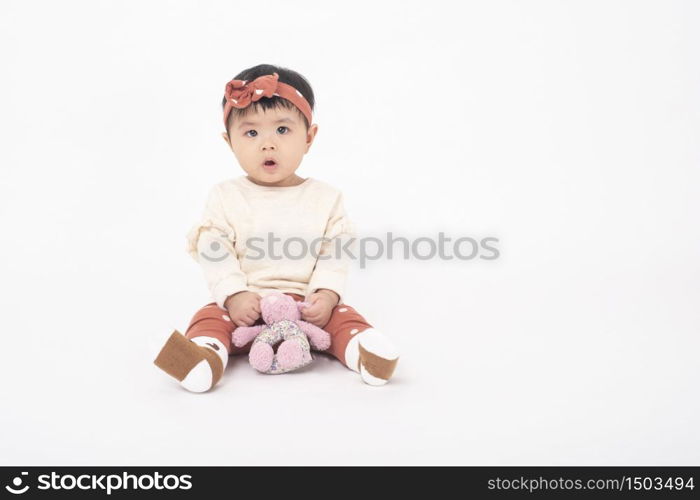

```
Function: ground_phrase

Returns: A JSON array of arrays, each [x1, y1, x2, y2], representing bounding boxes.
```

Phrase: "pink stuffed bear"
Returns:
[[231, 292, 331, 374]]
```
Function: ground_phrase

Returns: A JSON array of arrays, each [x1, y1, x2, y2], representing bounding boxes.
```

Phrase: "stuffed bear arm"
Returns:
[[297, 320, 331, 351], [232, 324, 265, 347]]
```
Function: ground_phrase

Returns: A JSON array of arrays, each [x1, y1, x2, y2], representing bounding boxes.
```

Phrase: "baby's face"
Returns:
[[222, 105, 318, 186]]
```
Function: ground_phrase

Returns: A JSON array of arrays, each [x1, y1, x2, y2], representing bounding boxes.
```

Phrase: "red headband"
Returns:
[[223, 72, 313, 130]]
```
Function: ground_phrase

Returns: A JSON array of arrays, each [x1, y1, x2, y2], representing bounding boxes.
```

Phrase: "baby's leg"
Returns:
[[153, 303, 236, 392], [322, 303, 400, 386]]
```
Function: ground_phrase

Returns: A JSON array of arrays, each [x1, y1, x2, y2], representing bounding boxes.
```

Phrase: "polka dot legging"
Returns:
[[184, 293, 372, 368]]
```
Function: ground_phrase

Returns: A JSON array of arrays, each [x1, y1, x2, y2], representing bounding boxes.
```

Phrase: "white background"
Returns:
[[1, 0, 698, 465]]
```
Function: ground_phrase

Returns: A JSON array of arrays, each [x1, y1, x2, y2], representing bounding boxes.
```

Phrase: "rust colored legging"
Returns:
[[185, 293, 372, 368]]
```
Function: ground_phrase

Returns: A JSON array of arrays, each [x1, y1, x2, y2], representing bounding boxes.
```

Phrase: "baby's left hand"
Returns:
[[301, 289, 339, 328]]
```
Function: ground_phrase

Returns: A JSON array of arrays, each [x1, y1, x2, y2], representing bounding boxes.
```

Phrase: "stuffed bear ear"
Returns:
[[264, 291, 285, 301]]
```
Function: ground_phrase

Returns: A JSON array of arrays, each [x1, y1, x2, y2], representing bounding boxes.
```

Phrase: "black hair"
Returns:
[[221, 64, 315, 135]]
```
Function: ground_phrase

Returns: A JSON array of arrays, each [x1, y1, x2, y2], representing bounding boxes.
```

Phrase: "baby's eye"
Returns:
[[277, 126, 289, 134], [245, 130, 257, 137]]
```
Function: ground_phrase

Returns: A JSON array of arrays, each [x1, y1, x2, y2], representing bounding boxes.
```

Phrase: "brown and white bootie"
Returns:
[[343, 328, 399, 386], [153, 330, 228, 392]]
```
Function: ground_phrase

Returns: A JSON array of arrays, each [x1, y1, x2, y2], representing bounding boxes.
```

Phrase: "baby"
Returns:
[[154, 64, 399, 392]]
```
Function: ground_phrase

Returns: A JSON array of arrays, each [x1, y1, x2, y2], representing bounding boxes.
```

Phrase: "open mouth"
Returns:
[[263, 159, 278, 170]]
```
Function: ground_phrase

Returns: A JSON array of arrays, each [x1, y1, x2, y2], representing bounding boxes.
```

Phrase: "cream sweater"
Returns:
[[185, 176, 356, 308]]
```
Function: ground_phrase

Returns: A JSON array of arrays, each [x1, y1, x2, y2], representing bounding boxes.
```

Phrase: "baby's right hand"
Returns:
[[224, 291, 262, 327]]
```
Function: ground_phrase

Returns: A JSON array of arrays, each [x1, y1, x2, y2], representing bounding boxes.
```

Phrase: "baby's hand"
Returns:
[[224, 291, 261, 327], [300, 289, 339, 328]]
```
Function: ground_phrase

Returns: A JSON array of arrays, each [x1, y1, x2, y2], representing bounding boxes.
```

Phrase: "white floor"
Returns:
[[1, 261, 698, 466]]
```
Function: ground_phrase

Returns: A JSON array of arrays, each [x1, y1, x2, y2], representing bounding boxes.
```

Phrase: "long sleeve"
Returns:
[[185, 185, 248, 308], [305, 192, 356, 305]]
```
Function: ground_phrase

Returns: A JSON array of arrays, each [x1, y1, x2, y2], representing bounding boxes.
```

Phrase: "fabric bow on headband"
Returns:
[[223, 72, 313, 129]]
